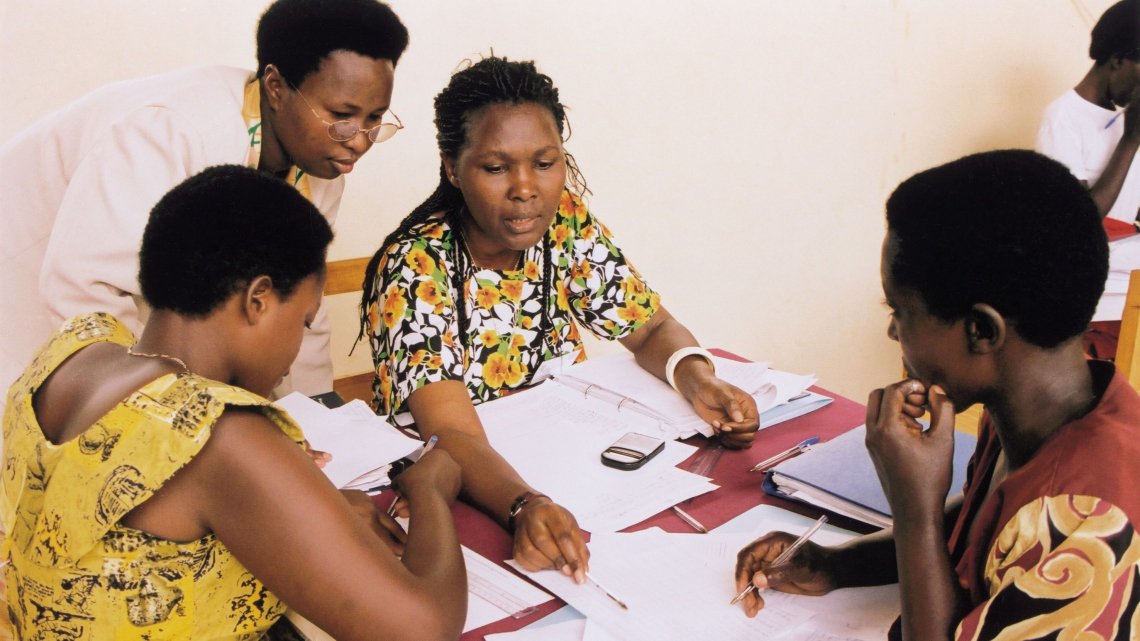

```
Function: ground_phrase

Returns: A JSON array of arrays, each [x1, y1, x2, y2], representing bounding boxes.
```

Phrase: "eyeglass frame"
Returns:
[[290, 83, 404, 144]]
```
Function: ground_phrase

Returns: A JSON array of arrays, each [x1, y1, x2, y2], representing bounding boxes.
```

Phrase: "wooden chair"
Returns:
[[1115, 270, 1140, 391], [324, 257, 375, 404]]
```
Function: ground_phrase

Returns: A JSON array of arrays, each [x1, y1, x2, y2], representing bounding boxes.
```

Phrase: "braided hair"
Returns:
[[358, 56, 588, 356]]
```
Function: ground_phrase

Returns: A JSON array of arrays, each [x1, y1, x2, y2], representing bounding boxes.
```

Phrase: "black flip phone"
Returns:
[[601, 432, 666, 470]]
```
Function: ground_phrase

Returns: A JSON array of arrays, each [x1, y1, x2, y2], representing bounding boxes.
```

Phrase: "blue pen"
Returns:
[[369, 434, 440, 497], [1105, 112, 1123, 129], [748, 436, 820, 472]]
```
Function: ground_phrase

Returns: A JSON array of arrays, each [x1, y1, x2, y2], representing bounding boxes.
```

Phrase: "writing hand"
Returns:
[[512, 498, 591, 584], [339, 489, 408, 555], [864, 380, 956, 521], [735, 531, 835, 617]]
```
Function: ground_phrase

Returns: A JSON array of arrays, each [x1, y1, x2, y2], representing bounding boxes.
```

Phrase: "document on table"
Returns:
[[274, 392, 422, 490], [477, 382, 717, 532], [508, 506, 899, 641]]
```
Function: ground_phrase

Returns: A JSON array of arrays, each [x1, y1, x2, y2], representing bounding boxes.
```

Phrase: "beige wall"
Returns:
[[0, 0, 1109, 402]]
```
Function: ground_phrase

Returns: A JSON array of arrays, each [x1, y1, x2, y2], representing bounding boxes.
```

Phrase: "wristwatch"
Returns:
[[507, 491, 550, 531]]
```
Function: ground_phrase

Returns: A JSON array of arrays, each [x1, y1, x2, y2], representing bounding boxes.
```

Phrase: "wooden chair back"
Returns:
[[1115, 270, 1140, 390], [324, 257, 376, 403]]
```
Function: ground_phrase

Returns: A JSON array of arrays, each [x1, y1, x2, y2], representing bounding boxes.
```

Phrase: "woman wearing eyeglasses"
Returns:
[[0, 0, 407, 408], [359, 56, 761, 579]]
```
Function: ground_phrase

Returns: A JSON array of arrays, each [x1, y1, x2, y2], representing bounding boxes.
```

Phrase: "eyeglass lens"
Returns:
[[328, 121, 399, 143]]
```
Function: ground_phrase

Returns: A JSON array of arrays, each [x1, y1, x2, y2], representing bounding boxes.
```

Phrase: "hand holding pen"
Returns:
[[732, 515, 834, 617], [387, 435, 444, 517]]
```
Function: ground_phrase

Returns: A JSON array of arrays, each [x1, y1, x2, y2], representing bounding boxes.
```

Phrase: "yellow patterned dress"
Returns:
[[1, 313, 305, 640]]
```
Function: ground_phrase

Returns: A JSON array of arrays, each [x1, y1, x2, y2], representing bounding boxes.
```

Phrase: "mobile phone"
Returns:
[[601, 432, 665, 470]]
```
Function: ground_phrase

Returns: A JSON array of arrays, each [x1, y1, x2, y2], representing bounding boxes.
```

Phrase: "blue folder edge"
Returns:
[[761, 424, 977, 526]]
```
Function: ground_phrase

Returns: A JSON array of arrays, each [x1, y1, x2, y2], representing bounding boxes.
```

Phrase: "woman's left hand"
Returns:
[[689, 377, 760, 449]]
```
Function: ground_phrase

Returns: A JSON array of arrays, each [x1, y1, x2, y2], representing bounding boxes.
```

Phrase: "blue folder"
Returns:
[[762, 424, 977, 528]]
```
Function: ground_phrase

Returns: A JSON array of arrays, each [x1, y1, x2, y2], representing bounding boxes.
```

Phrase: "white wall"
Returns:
[[0, 0, 1108, 401]]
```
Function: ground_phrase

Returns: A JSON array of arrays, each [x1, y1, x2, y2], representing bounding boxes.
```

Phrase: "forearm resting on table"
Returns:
[[407, 382, 535, 526]]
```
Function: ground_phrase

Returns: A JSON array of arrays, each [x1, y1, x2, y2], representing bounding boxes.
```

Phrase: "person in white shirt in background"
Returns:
[[1037, 0, 1140, 222], [1036, 0, 1140, 359], [0, 0, 409, 421]]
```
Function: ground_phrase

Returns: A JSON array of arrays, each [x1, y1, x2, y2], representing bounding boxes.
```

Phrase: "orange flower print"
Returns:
[[521, 315, 533, 329], [621, 276, 646, 298], [500, 279, 523, 302], [618, 303, 650, 324], [416, 279, 444, 306], [559, 191, 587, 224], [422, 221, 445, 239], [443, 332, 456, 348], [476, 285, 501, 309], [484, 352, 525, 389], [479, 329, 498, 348], [381, 285, 407, 329], [367, 301, 380, 331], [604, 320, 617, 332], [580, 224, 596, 240], [556, 282, 570, 311], [377, 362, 392, 413], [405, 247, 436, 275], [428, 354, 443, 369], [552, 224, 572, 248], [570, 259, 593, 281], [408, 349, 429, 367], [509, 333, 527, 356], [524, 260, 540, 280]]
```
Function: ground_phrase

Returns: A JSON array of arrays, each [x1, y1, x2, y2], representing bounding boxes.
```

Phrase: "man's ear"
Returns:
[[261, 64, 288, 111], [965, 303, 1005, 354], [241, 275, 276, 325]]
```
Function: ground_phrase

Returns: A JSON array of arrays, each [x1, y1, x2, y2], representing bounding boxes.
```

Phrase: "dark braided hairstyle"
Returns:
[[357, 56, 588, 358]]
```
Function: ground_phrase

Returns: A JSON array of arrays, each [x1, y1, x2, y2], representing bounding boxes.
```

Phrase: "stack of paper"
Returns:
[[550, 353, 825, 439], [274, 392, 422, 490]]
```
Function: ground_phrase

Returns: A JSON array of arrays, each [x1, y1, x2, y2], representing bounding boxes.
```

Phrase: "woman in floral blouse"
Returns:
[[360, 56, 759, 580]]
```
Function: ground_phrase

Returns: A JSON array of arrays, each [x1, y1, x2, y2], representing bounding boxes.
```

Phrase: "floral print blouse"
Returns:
[[365, 190, 660, 420]]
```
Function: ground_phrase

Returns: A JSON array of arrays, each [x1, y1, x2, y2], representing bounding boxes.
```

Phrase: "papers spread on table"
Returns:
[[284, 544, 553, 639], [507, 505, 899, 641], [274, 392, 421, 490], [477, 381, 716, 532], [536, 352, 825, 440], [763, 424, 977, 528]]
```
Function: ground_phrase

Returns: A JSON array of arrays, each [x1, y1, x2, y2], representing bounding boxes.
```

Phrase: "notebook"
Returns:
[[763, 424, 977, 528]]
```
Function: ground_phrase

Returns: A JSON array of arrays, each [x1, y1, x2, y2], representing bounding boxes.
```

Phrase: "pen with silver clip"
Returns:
[[731, 515, 828, 605], [585, 572, 629, 610], [748, 436, 819, 472]]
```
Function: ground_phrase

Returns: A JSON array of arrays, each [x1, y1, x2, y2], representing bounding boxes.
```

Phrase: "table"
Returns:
[[441, 359, 869, 640]]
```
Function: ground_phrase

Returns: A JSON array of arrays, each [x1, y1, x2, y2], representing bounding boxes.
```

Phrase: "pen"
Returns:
[[387, 435, 439, 516], [1106, 112, 1123, 129], [748, 436, 819, 472], [730, 515, 828, 605], [672, 505, 709, 533], [585, 572, 629, 610]]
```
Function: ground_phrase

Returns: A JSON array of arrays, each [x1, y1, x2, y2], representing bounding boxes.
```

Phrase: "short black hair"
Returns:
[[1090, 0, 1140, 64], [885, 149, 1107, 348], [256, 0, 409, 83], [140, 165, 334, 315]]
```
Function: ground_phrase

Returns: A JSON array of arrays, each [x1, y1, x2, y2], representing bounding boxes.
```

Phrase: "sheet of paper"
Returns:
[[478, 383, 716, 532], [462, 545, 554, 632], [274, 392, 420, 488], [485, 617, 587, 641], [511, 507, 899, 641]]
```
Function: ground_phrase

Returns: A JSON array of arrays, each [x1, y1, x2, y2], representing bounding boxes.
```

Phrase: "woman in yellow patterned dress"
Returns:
[[359, 57, 761, 584], [2, 166, 466, 641]]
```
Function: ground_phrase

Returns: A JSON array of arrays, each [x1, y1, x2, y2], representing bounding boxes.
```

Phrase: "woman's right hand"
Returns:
[[734, 531, 836, 617], [394, 449, 462, 506], [512, 498, 591, 584]]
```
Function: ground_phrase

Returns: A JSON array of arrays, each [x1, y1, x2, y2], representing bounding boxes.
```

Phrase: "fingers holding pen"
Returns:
[[513, 499, 590, 583]]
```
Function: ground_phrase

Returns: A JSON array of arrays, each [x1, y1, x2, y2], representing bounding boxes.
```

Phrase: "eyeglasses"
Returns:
[[292, 85, 404, 144]]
